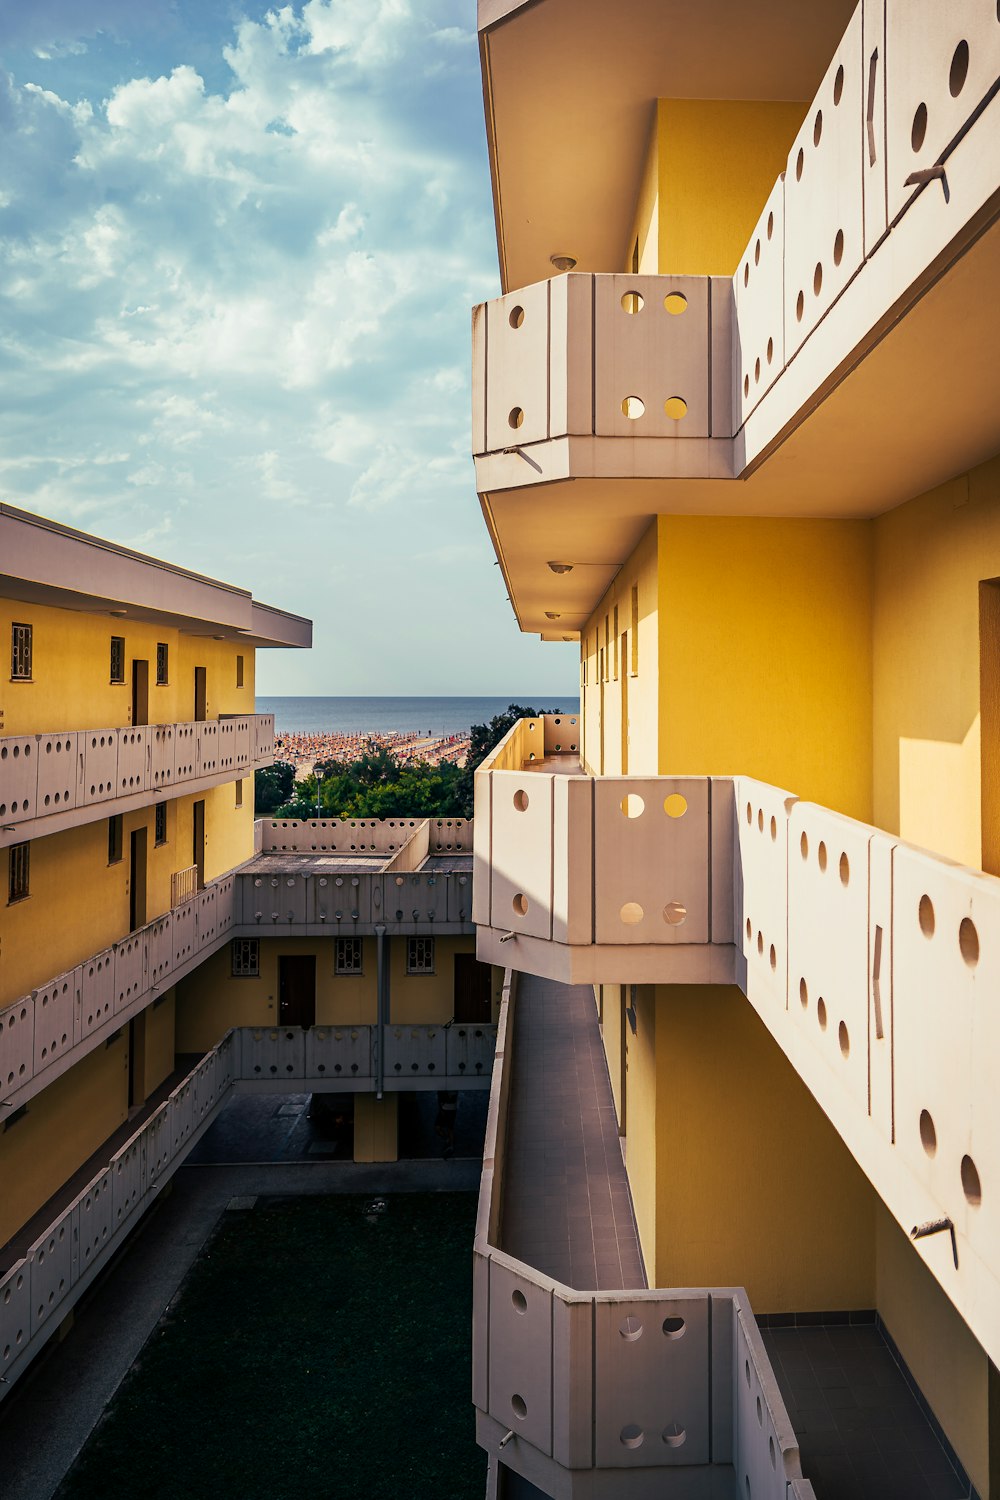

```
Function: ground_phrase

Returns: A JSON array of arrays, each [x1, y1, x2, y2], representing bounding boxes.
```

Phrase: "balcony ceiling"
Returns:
[[480, 0, 857, 291], [482, 209, 1000, 634]]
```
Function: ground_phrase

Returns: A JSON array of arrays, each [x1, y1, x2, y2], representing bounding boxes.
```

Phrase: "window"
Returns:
[[11, 623, 32, 681], [231, 938, 259, 977], [613, 604, 619, 680], [154, 803, 167, 845], [108, 814, 123, 864], [335, 937, 363, 975], [236, 654, 244, 688], [407, 937, 435, 975], [631, 585, 639, 675], [110, 635, 125, 684], [235, 778, 243, 809], [156, 642, 169, 685], [8, 842, 29, 903]]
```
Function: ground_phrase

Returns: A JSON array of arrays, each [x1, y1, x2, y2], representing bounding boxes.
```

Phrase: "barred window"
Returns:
[[335, 937, 363, 975], [406, 937, 435, 975], [231, 938, 259, 977], [11, 623, 32, 681], [110, 635, 125, 684], [156, 642, 169, 685], [154, 803, 167, 845], [8, 842, 29, 903]]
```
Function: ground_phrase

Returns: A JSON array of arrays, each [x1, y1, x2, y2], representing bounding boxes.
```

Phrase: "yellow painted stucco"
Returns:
[[0, 1033, 128, 1246], [581, 520, 659, 777], [134, 993, 177, 1103], [624, 113, 659, 275], [649, 984, 876, 1310], [657, 515, 874, 820], [0, 598, 254, 736], [621, 982, 657, 1279], [655, 99, 806, 276]]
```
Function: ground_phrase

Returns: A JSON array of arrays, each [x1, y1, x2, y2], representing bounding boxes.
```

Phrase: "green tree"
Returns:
[[455, 702, 562, 817], [254, 760, 296, 814]]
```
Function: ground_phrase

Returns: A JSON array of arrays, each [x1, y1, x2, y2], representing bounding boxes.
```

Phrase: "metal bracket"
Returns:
[[911, 1216, 958, 1269]]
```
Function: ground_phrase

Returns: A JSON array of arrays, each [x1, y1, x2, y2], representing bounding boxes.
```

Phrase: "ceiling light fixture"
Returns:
[[109, 609, 127, 617], [545, 611, 561, 620], [547, 562, 573, 575], [549, 254, 577, 273]]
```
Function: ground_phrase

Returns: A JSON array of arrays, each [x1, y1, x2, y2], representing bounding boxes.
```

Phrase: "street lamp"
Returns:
[[316, 770, 323, 819]]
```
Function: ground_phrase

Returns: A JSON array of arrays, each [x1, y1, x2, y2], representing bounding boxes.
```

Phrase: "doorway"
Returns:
[[620, 632, 630, 776], [129, 827, 147, 931], [192, 800, 205, 890], [279, 955, 316, 1027], [453, 953, 492, 1023], [194, 666, 207, 722], [131, 659, 149, 727]]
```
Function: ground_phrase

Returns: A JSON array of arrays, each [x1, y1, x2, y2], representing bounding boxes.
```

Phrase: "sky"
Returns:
[[0, 0, 580, 697]]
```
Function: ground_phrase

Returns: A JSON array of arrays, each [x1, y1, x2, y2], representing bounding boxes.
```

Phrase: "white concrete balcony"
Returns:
[[0, 714, 275, 848], [473, 0, 1000, 636], [475, 719, 1000, 1376], [0, 871, 238, 1112], [236, 1021, 496, 1093]]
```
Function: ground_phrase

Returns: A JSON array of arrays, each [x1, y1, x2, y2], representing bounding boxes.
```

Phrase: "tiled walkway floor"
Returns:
[[499, 974, 644, 1291], [762, 1323, 971, 1500]]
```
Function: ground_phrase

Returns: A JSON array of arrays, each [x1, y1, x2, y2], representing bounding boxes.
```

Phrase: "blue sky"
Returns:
[[0, 0, 579, 697]]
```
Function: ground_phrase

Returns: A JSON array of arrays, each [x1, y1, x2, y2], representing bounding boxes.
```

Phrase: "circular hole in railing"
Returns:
[[662, 1316, 686, 1338], [620, 793, 645, 819], [959, 917, 979, 968], [817, 997, 828, 1031], [767, 336, 773, 365], [814, 261, 823, 297], [509, 305, 524, 329], [767, 211, 774, 241], [796, 290, 804, 322], [838, 851, 850, 886], [961, 1154, 982, 1207], [919, 1108, 937, 1157], [664, 793, 687, 818], [513, 789, 529, 812], [950, 39, 969, 97], [664, 291, 688, 316], [813, 109, 823, 147], [756, 930, 764, 956], [619, 1315, 643, 1341], [911, 102, 928, 152], [769, 1434, 777, 1469], [769, 943, 777, 972], [756, 1395, 763, 1427], [745, 801, 753, 824], [512, 1290, 527, 1313], [834, 228, 845, 267], [799, 977, 808, 1009], [620, 1424, 644, 1449], [754, 358, 760, 384], [754, 238, 761, 266], [664, 902, 687, 926], [664, 396, 687, 420], [512, 893, 528, 917], [757, 808, 764, 833], [663, 1423, 686, 1448], [919, 894, 935, 937], [508, 407, 524, 430], [770, 815, 777, 842], [620, 901, 644, 926], [621, 291, 644, 314], [746, 918, 752, 941], [744, 374, 750, 399], [744, 1358, 751, 1388], [818, 840, 828, 872], [833, 63, 845, 106], [839, 1021, 850, 1058], [512, 1394, 527, 1420], [800, 831, 809, 860], [795, 146, 804, 181], [622, 395, 645, 420]]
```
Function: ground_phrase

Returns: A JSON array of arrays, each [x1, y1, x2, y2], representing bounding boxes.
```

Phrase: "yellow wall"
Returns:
[[136, 993, 176, 1102], [1, 786, 250, 1008], [657, 516, 873, 819], [354, 1093, 398, 1162], [622, 983, 658, 1278], [0, 597, 255, 735], [0, 1033, 128, 1245], [582, 520, 659, 777], [656, 99, 806, 276], [624, 113, 660, 274], [601, 984, 625, 1128], [389, 935, 474, 1023], [651, 984, 877, 1310], [877, 1204, 989, 1495], [873, 456, 1000, 867]]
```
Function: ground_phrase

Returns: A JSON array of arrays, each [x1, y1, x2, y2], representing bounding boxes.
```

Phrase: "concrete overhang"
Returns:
[[0, 505, 312, 648], [479, 0, 857, 292]]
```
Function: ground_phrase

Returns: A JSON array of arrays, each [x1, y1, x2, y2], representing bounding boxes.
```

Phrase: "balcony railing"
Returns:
[[474, 719, 1000, 1376], [472, 0, 1000, 492], [237, 1021, 496, 1091], [473, 973, 817, 1499], [0, 714, 274, 846]]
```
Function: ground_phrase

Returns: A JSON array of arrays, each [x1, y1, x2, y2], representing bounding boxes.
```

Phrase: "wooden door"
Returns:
[[279, 955, 316, 1028], [192, 799, 205, 890], [194, 666, 207, 722], [129, 827, 147, 931], [131, 659, 149, 727], [453, 953, 492, 1023]]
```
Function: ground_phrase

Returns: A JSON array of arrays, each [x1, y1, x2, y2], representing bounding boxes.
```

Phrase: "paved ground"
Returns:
[[499, 974, 645, 1291], [0, 1140, 481, 1500]]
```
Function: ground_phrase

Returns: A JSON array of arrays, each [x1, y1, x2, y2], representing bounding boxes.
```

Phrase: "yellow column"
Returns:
[[354, 1094, 398, 1163]]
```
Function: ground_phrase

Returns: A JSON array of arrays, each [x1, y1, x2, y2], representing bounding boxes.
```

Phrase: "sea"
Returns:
[[255, 695, 580, 736]]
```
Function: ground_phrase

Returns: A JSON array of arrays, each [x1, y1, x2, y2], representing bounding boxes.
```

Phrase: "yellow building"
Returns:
[[0, 505, 494, 1403], [470, 3, 1000, 1497]]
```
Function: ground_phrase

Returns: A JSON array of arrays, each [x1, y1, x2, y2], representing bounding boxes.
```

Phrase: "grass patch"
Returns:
[[57, 1193, 484, 1500]]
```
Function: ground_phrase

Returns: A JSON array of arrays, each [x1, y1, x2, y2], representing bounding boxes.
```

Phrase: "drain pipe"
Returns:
[[375, 922, 387, 1099]]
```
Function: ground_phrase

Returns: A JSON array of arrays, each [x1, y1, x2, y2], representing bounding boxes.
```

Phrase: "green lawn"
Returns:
[[57, 1194, 485, 1500]]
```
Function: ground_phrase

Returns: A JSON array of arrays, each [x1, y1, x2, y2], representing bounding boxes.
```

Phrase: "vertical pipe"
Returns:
[[375, 923, 387, 1098]]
